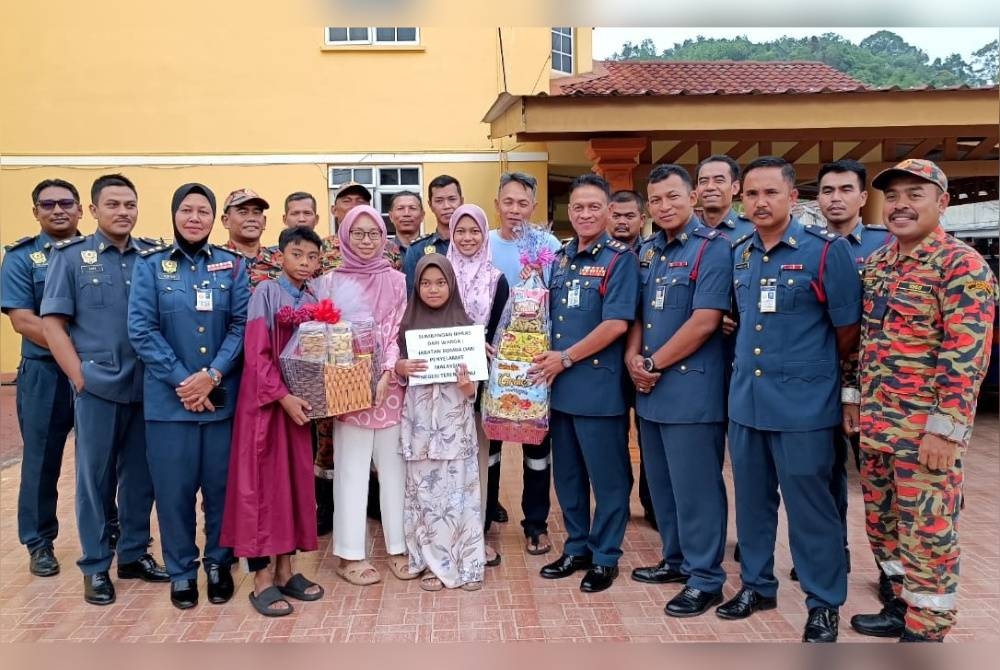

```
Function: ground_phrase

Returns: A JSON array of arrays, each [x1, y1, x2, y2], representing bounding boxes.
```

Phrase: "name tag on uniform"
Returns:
[[567, 280, 581, 309], [196, 288, 213, 311], [760, 284, 777, 313], [780, 264, 803, 271], [667, 261, 688, 268], [653, 285, 666, 310], [207, 260, 233, 272], [897, 281, 931, 295]]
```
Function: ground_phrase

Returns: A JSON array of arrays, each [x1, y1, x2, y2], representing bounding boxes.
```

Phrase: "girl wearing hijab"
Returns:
[[313, 205, 412, 586], [396, 254, 485, 591], [128, 184, 250, 610], [445, 204, 509, 567]]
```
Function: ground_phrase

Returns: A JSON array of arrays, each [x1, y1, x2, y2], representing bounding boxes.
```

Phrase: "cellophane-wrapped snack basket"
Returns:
[[279, 299, 377, 419], [482, 223, 555, 445]]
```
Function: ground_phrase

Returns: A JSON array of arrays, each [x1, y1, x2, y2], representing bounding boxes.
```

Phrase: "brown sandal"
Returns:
[[419, 574, 444, 591], [335, 559, 381, 586], [387, 554, 419, 581], [461, 580, 483, 591]]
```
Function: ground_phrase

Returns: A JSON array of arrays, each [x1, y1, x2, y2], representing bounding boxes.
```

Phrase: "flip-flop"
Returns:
[[249, 586, 294, 617], [277, 573, 325, 601], [419, 575, 444, 592], [526, 532, 552, 556], [485, 547, 502, 567]]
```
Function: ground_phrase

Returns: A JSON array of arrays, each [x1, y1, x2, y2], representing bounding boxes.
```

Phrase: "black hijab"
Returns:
[[171, 183, 216, 257], [398, 254, 474, 358]]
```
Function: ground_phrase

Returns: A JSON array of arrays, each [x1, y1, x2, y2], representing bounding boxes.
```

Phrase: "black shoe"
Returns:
[[665, 586, 723, 618], [715, 587, 777, 620], [206, 564, 234, 604], [899, 630, 942, 643], [83, 571, 116, 606], [733, 545, 741, 562], [29, 547, 60, 577], [850, 598, 906, 638], [540, 554, 592, 579], [492, 503, 509, 524], [170, 579, 199, 610], [631, 559, 688, 584], [580, 565, 618, 593], [802, 606, 839, 643], [878, 571, 903, 606], [117, 553, 170, 582]]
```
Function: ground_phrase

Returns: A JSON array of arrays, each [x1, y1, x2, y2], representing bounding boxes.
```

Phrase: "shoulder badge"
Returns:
[[803, 225, 837, 241], [139, 243, 170, 257], [733, 233, 752, 248], [692, 226, 719, 240], [52, 235, 86, 250], [412, 232, 434, 244], [3, 236, 34, 252], [210, 243, 241, 257]]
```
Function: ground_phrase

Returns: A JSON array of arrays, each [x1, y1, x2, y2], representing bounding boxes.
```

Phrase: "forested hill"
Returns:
[[609, 31, 999, 88]]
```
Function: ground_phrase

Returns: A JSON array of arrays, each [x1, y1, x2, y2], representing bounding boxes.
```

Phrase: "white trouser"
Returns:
[[332, 422, 406, 560]]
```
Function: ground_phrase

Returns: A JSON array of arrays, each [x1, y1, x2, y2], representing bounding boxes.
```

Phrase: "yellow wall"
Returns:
[[0, 5, 591, 373]]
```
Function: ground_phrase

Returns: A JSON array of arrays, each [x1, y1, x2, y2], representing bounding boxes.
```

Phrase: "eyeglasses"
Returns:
[[36, 199, 78, 211], [349, 230, 381, 241]]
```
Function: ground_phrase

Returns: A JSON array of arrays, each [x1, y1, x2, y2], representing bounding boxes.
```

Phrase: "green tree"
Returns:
[[609, 31, 998, 89]]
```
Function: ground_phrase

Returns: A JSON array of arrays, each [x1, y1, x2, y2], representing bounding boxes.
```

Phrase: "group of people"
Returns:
[[2, 155, 995, 642]]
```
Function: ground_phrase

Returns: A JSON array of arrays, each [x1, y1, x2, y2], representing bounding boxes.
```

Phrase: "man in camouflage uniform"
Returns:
[[845, 159, 997, 642], [221, 188, 281, 289]]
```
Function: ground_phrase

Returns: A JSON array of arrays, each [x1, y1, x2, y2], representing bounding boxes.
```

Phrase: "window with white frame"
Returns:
[[325, 27, 419, 46], [328, 166, 422, 233], [552, 27, 574, 74]]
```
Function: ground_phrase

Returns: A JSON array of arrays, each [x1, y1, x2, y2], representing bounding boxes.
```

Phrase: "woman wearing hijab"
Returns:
[[313, 205, 413, 586], [128, 183, 250, 610], [395, 254, 485, 591], [445, 204, 509, 567]]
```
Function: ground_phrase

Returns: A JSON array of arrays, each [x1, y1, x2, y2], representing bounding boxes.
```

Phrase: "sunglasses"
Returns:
[[36, 199, 78, 211]]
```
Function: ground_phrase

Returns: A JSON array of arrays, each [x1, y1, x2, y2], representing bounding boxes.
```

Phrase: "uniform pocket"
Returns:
[[889, 290, 937, 319], [781, 360, 834, 382], [213, 283, 232, 312], [158, 285, 187, 314], [78, 273, 112, 308], [777, 270, 813, 312], [665, 274, 692, 309]]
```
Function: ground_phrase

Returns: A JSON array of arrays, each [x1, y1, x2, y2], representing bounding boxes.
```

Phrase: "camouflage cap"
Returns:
[[872, 158, 948, 192], [223, 188, 270, 211], [334, 181, 372, 202]]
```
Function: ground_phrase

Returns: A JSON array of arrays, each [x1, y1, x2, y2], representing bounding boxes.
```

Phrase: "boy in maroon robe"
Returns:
[[221, 226, 325, 616]]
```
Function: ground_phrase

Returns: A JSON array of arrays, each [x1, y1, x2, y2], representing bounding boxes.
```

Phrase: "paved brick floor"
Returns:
[[1, 385, 996, 643]]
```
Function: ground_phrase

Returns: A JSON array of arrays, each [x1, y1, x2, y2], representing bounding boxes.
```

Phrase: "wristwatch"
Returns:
[[203, 367, 222, 387], [925, 414, 972, 445], [560, 351, 574, 369], [642, 357, 658, 373]]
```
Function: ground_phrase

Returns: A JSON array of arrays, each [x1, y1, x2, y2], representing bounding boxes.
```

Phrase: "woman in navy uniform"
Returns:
[[128, 184, 250, 609]]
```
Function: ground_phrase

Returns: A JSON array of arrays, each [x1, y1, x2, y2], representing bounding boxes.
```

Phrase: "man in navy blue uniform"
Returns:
[[608, 189, 657, 530], [530, 174, 639, 593], [40, 174, 169, 605], [695, 155, 755, 241], [625, 165, 732, 617], [717, 157, 861, 642], [402, 175, 461, 291], [128, 183, 249, 610], [806, 159, 896, 598], [2, 179, 83, 578]]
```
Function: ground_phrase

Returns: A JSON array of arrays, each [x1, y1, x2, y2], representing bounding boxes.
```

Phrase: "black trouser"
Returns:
[[246, 551, 295, 572], [486, 436, 553, 537]]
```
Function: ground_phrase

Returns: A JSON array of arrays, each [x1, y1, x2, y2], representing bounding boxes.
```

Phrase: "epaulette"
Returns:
[[803, 224, 839, 241], [52, 235, 86, 250], [733, 233, 753, 248], [412, 232, 435, 244], [211, 243, 241, 257], [864, 224, 889, 232], [3, 235, 35, 252], [737, 213, 753, 222], [139, 243, 171, 257], [606, 239, 630, 252], [138, 236, 166, 246], [692, 226, 721, 240]]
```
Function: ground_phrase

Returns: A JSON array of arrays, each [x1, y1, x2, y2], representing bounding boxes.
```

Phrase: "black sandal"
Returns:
[[485, 546, 502, 567], [249, 586, 294, 617], [526, 532, 552, 556], [277, 573, 325, 601]]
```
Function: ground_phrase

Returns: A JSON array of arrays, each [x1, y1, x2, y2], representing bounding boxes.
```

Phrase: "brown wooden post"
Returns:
[[586, 138, 648, 192]]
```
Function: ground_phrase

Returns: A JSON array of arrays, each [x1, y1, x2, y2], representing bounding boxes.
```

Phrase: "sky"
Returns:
[[593, 27, 999, 63]]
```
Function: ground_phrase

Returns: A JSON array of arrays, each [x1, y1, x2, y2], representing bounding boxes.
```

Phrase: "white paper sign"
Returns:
[[404, 325, 489, 386]]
